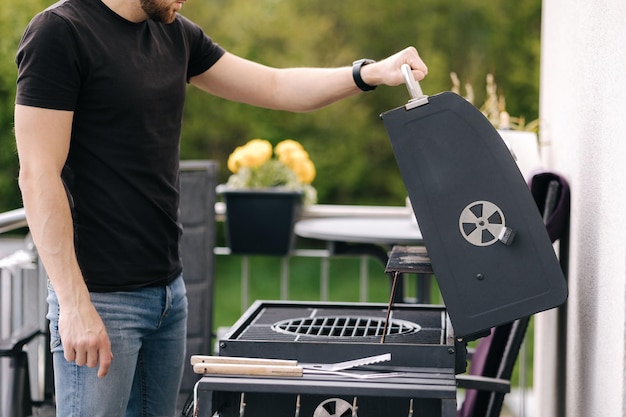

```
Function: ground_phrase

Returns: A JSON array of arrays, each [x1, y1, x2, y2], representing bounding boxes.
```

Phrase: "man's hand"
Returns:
[[59, 302, 113, 378], [360, 46, 428, 88]]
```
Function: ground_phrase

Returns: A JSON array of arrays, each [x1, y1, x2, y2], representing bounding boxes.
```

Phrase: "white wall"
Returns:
[[537, 0, 626, 416]]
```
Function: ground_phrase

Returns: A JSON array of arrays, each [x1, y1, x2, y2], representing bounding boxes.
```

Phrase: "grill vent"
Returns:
[[271, 316, 421, 338]]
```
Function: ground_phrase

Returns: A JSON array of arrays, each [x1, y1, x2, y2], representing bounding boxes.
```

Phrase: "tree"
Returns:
[[181, 0, 542, 205]]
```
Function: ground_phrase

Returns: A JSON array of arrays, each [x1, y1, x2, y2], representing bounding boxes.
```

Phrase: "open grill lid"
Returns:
[[380, 67, 567, 338]]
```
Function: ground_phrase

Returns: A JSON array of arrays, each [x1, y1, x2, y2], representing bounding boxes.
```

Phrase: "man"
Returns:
[[14, 0, 428, 415]]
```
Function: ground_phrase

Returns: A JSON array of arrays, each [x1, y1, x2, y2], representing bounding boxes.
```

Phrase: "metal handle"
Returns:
[[401, 64, 429, 109]]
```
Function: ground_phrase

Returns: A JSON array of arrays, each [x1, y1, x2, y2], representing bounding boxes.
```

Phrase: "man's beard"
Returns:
[[140, 0, 176, 23]]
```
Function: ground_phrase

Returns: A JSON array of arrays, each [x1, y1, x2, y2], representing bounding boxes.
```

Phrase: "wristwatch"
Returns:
[[352, 59, 377, 92]]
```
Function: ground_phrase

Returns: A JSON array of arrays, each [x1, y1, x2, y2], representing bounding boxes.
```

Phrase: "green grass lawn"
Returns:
[[212, 254, 395, 332], [211, 251, 446, 332]]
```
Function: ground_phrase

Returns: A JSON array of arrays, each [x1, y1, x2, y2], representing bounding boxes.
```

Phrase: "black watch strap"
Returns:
[[352, 59, 377, 92]]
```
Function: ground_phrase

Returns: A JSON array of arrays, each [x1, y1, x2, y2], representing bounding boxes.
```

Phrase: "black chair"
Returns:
[[177, 161, 219, 411], [456, 171, 570, 417]]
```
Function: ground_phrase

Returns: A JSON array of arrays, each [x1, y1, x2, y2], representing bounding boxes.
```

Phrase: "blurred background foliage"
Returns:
[[0, 0, 541, 211]]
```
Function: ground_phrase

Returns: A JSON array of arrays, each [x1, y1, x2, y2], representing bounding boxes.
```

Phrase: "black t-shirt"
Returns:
[[15, 0, 225, 291]]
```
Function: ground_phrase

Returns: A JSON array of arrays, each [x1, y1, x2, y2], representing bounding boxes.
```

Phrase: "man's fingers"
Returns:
[[74, 349, 87, 367], [63, 347, 113, 378], [86, 346, 100, 368], [408, 58, 428, 81], [60, 329, 113, 378], [63, 345, 113, 378], [98, 349, 113, 378], [64, 348, 76, 363]]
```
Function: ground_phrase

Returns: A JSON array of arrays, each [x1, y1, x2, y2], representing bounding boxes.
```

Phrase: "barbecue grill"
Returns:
[[217, 300, 460, 369], [191, 69, 568, 417], [193, 299, 462, 417]]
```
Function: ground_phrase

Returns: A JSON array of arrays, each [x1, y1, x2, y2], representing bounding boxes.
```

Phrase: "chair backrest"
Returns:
[[177, 161, 218, 408], [457, 171, 570, 417]]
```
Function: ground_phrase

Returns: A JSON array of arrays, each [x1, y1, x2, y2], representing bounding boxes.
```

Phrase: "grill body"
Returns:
[[195, 300, 462, 417], [217, 301, 459, 370]]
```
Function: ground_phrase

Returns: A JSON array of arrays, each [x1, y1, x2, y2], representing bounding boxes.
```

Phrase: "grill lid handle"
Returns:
[[402, 64, 429, 109]]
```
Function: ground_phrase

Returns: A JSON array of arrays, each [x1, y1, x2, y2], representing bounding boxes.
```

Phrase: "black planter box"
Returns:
[[218, 187, 303, 255]]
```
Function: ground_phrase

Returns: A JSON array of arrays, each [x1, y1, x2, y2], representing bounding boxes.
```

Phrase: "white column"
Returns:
[[537, 1, 626, 416]]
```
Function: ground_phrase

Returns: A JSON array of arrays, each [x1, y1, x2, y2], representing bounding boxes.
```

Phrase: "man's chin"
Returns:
[[151, 11, 177, 24]]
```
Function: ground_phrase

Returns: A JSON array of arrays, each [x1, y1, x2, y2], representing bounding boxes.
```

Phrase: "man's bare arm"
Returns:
[[14, 104, 113, 378], [190, 47, 427, 112]]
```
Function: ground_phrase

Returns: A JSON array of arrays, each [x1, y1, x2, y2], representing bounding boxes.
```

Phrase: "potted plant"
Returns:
[[451, 72, 542, 180], [217, 138, 317, 255]]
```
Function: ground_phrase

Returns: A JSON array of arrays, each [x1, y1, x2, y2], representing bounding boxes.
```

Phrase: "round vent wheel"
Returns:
[[459, 200, 506, 247], [313, 398, 356, 417]]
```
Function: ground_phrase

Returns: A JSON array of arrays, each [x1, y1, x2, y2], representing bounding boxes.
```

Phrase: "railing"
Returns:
[[215, 201, 414, 222], [0, 208, 49, 412], [0, 207, 27, 233], [214, 203, 417, 312]]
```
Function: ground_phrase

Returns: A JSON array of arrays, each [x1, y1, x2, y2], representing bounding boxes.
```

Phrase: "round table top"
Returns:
[[294, 216, 423, 245]]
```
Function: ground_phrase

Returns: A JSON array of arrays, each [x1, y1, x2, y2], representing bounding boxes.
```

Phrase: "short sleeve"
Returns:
[[15, 11, 82, 110], [178, 16, 226, 81]]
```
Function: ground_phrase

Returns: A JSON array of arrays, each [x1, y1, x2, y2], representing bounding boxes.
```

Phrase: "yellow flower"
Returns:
[[227, 139, 273, 173], [274, 139, 304, 157], [224, 138, 318, 205], [275, 139, 316, 183], [292, 158, 316, 184]]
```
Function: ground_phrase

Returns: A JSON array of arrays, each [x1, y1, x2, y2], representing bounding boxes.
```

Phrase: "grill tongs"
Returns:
[[191, 353, 399, 379]]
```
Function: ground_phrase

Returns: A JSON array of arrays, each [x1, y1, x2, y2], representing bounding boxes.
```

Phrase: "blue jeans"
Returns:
[[47, 275, 188, 417]]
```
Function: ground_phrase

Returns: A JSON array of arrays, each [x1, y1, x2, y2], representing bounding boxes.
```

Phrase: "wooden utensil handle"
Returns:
[[193, 363, 303, 377], [190, 355, 298, 366]]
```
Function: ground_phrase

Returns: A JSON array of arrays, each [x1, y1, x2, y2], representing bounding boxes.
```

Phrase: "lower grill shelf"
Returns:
[[194, 369, 457, 417]]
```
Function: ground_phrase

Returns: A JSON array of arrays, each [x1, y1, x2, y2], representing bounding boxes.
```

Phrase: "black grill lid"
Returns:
[[380, 90, 567, 338]]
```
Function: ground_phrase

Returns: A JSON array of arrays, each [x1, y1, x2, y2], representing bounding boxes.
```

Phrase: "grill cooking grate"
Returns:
[[229, 304, 447, 344], [271, 316, 421, 338]]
